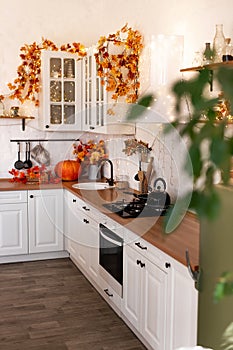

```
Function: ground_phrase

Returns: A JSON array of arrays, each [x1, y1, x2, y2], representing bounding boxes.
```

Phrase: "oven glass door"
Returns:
[[99, 223, 123, 285]]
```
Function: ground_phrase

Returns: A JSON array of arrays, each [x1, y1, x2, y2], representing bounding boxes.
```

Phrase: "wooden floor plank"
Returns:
[[0, 258, 146, 350]]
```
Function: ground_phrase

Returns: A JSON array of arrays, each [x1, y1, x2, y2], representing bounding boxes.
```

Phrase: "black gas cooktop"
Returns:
[[103, 198, 171, 218]]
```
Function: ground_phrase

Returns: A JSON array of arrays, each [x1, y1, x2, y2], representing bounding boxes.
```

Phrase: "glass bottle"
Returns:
[[213, 24, 226, 63], [192, 51, 203, 67], [222, 38, 233, 61], [203, 42, 213, 65]]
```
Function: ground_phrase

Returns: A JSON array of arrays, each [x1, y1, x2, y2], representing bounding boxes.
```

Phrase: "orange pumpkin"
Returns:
[[54, 160, 81, 181]]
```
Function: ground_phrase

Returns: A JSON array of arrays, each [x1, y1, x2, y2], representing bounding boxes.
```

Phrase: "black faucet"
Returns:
[[100, 159, 114, 186]]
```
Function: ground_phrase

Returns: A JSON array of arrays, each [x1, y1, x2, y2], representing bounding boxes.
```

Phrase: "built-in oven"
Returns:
[[99, 223, 123, 297]]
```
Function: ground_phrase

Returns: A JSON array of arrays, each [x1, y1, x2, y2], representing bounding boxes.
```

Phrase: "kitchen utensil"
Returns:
[[31, 143, 50, 166], [14, 142, 24, 170], [148, 177, 171, 207], [145, 156, 154, 184], [138, 170, 148, 194], [134, 160, 141, 181], [23, 142, 33, 169]]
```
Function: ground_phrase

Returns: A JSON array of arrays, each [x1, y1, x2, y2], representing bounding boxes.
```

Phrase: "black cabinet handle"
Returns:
[[82, 206, 90, 211], [90, 126, 95, 130], [29, 195, 34, 198], [72, 199, 76, 203], [165, 262, 171, 269], [45, 125, 49, 129], [135, 242, 147, 250], [104, 288, 113, 297], [136, 259, 145, 268], [83, 218, 89, 224]]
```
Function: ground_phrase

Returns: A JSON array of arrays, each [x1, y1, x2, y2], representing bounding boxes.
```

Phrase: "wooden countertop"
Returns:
[[64, 181, 200, 268], [0, 178, 200, 268]]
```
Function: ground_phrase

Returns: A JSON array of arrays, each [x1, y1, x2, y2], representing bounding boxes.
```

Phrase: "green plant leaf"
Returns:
[[126, 94, 154, 121], [187, 144, 202, 179], [214, 272, 233, 303], [189, 189, 221, 220]]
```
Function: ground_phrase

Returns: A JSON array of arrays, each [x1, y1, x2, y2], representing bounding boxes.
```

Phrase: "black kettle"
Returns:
[[148, 177, 171, 208]]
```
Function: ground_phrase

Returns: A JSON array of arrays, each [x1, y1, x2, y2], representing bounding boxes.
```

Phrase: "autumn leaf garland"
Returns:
[[3, 24, 143, 108], [95, 24, 143, 104], [7, 38, 86, 106]]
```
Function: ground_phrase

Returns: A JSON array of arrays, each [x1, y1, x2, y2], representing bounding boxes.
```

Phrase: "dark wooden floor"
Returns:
[[0, 258, 146, 350]]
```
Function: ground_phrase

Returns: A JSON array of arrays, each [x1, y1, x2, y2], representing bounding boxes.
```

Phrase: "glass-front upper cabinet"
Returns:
[[39, 50, 82, 131], [81, 46, 108, 131]]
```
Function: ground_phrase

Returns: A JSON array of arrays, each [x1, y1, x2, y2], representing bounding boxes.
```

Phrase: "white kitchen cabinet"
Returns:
[[123, 230, 198, 350], [39, 50, 82, 131], [171, 258, 198, 349], [122, 243, 170, 350], [64, 190, 99, 284], [80, 46, 135, 134], [28, 189, 64, 253], [81, 46, 108, 132], [0, 191, 28, 256]]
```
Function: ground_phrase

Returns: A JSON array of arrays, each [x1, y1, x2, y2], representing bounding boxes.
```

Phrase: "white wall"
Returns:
[[0, 0, 232, 184]]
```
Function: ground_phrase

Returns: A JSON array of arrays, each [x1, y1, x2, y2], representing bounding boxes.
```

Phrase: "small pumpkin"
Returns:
[[55, 160, 81, 181]]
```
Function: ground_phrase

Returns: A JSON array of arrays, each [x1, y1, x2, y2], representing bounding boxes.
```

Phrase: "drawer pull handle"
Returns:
[[72, 199, 76, 203], [136, 259, 145, 268], [165, 262, 171, 269], [135, 242, 147, 250], [104, 288, 113, 297], [29, 195, 34, 199], [82, 206, 90, 211]]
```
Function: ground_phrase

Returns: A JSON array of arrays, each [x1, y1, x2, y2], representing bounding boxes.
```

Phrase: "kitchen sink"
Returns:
[[72, 182, 115, 190]]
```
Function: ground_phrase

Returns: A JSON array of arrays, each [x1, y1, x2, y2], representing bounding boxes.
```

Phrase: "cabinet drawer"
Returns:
[[0, 191, 27, 204], [125, 228, 171, 271]]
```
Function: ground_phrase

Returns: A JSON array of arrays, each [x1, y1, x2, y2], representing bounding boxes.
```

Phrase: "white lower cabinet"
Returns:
[[122, 243, 170, 350], [28, 189, 64, 253], [64, 190, 99, 284], [122, 236, 198, 350], [64, 189, 198, 349], [171, 258, 198, 349], [0, 191, 28, 256]]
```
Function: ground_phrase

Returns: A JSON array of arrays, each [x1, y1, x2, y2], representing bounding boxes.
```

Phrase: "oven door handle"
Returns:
[[100, 231, 123, 247]]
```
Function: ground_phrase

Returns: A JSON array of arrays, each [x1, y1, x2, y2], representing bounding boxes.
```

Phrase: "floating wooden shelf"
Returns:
[[197, 119, 233, 124], [180, 61, 233, 73], [0, 116, 35, 131]]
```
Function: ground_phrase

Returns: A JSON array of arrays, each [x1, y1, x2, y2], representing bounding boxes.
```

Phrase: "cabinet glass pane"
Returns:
[[64, 105, 75, 124], [50, 105, 62, 124], [64, 59, 75, 78], [50, 58, 61, 78], [50, 81, 61, 102], [64, 82, 75, 102], [88, 56, 92, 77]]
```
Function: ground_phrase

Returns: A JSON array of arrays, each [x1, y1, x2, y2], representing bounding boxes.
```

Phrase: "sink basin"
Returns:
[[72, 182, 115, 190]]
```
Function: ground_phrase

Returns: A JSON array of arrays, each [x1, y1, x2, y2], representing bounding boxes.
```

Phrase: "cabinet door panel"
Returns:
[[171, 261, 198, 349], [0, 203, 28, 256], [142, 259, 168, 350], [28, 190, 63, 253], [40, 50, 82, 131], [122, 245, 141, 330]]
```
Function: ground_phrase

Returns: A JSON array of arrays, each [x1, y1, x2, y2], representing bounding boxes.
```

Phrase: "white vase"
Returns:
[[88, 164, 101, 180]]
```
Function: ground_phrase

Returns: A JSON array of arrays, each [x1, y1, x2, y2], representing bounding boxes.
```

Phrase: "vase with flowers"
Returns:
[[73, 139, 108, 180]]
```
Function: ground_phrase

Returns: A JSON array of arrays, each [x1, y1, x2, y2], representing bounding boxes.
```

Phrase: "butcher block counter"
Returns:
[[0, 178, 200, 268]]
